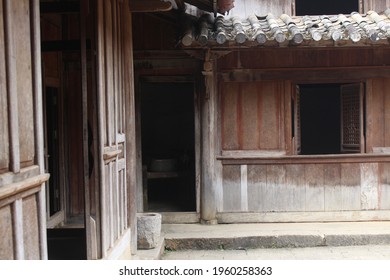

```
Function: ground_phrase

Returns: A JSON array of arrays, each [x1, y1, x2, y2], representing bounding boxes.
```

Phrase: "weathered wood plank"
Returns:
[[112, 161, 119, 243], [284, 81, 292, 155], [285, 164, 305, 211], [259, 82, 281, 150], [382, 79, 390, 147], [220, 153, 390, 165], [13, 0, 35, 167], [241, 84, 259, 150], [0, 0, 9, 173], [4, 0, 20, 173], [222, 165, 241, 212], [103, 163, 110, 254], [108, 162, 114, 247], [366, 79, 385, 151], [379, 162, 390, 209], [247, 165, 267, 211], [305, 164, 325, 211], [240, 165, 248, 211], [105, 0, 114, 146], [0, 205, 14, 259], [221, 82, 239, 150], [0, 173, 49, 201], [219, 67, 390, 82], [219, 48, 390, 70], [31, 0, 47, 259], [264, 165, 286, 211], [324, 164, 342, 211], [360, 162, 379, 210], [12, 199, 24, 259], [340, 163, 361, 210], [22, 195, 40, 259]]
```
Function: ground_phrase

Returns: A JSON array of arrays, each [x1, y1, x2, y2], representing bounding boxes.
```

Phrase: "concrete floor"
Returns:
[[162, 245, 390, 260]]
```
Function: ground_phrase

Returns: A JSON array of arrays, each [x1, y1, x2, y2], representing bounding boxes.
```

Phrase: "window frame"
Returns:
[[293, 82, 366, 156]]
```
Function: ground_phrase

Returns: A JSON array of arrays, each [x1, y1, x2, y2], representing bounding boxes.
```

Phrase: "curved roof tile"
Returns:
[[181, 9, 390, 47]]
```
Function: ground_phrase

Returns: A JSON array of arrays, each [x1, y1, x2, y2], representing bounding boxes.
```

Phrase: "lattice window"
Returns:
[[341, 84, 362, 153]]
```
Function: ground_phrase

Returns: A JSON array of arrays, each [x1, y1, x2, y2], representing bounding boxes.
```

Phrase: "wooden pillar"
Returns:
[[123, 0, 138, 255], [4, 0, 20, 173], [30, 0, 48, 260], [200, 50, 218, 224]]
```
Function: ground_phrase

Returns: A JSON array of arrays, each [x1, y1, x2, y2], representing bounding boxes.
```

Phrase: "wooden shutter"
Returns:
[[293, 85, 301, 155], [340, 83, 364, 153]]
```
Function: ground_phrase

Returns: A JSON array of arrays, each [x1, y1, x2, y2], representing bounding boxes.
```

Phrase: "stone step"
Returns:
[[162, 222, 390, 250]]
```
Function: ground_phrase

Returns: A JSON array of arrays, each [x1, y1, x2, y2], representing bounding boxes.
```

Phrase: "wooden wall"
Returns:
[[96, 0, 136, 258], [221, 81, 288, 152], [0, 0, 48, 259], [366, 78, 390, 152], [221, 161, 390, 214], [216, 48, 390, 222], [218, 48, 390, 71]]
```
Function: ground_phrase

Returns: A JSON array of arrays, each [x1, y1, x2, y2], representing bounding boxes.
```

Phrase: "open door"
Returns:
[[95, 0, 131, 258], [139, 81, 196, 213], [43, 85, 65, 228]]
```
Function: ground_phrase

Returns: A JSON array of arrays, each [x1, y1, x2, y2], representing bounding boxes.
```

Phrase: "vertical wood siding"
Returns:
[[366, 78, 390, 151], [97, 0, 131, 257], [0, 0, 47, 259], [0, 205, 13, 259], [221, 161, 389, 213], [221, 81, 285, 151], [0, 0, 9, 173], [13, 0, 35, 168]]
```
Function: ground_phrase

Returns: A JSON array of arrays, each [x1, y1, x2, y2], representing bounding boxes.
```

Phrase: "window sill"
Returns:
[[217, 152, 390, 165]]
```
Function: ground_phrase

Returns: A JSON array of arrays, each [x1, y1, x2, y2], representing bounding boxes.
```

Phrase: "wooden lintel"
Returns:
[[219, 154, 390, 165], [219, 66, 390, 82], [129, 0, 173, 12], [40, 2, 79, 14]]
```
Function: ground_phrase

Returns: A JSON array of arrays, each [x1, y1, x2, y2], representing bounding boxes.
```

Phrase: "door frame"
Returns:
[[135, 75, 201, 223]]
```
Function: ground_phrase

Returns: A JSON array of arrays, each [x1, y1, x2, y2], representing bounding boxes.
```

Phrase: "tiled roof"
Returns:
[[181, 10, 390, 47]]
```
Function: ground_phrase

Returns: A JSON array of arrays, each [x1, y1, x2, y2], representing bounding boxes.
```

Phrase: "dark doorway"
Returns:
[[296, 0, 359, 15], [299, 84, 341, 155], [140, 82, 196, 212], [44, 87, 62, 216]]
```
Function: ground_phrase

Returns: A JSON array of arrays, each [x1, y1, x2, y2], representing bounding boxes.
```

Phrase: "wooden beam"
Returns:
[[219, 66, 390, 82], [129, 0, 173, 12], [219, 154, 390, 165]]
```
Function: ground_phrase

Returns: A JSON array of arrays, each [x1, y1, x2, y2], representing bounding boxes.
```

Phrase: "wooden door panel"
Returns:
[[97, 0, 128, 258]]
